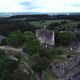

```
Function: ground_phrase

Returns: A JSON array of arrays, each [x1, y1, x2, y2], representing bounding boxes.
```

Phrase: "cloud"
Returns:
[[20, 1, 38, 9], [0, 0, 80, 12], [0, 0, 33, 12], [19, 0, 62, 12], [0, 0, 23, 12], [63, 0, 80, 7], [65, 3, 80, 7], [19, 0, 80, 12]]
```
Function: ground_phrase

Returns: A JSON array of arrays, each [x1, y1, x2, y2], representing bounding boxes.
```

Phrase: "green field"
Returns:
[[28, 19, 80, 29]]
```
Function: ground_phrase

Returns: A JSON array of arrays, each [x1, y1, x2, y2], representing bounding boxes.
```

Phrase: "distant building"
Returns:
[[36, 29, 55, 47]]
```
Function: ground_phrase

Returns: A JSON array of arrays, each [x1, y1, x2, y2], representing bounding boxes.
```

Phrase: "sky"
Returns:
[[0, 0, 80, 13]]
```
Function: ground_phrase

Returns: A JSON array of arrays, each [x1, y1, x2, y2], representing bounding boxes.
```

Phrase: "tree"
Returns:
[[60, 20, 67, 25], [55, 31, 75, 46], [47, 22, 59, 30], [0, 50, 19, 80], [76, 33, 80, 42], [23, 31, 51, 80], [4, 30, 24, 47], [23, 31, 42, 56], [30, 54, 50, 80], [77, 24, 80, 31]]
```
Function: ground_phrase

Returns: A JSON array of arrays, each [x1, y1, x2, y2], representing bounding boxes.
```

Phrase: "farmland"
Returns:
[[29, 19, 80, 29]]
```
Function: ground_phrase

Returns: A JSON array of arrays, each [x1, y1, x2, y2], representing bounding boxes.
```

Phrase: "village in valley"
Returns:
[[0, 14, 80, 80]]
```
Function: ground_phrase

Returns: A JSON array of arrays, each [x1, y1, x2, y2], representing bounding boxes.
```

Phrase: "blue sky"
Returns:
[[0, 0, 80, 12]]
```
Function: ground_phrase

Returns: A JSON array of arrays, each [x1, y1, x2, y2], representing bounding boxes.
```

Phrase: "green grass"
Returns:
[[28, 19, 78, 28], [28, 19, 64, 28]]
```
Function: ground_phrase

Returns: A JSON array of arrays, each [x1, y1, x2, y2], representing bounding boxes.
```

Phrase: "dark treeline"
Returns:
[[1, 14, 80, 23], [52, 15, 80, 21], [9, 14, 80, 21], [0, 21, 38, 36], [9, 14, 50, 20], [0, 14, 51, 23]]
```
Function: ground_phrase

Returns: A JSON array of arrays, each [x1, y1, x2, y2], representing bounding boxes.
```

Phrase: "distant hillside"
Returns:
[[0, 12, 46, 17], [0, 12, 80, 17]]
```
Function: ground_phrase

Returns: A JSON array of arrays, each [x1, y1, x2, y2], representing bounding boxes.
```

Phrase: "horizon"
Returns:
[[0, 12, 80, 17]]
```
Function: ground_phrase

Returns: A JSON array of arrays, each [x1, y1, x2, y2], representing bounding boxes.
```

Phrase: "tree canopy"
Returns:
[[4, 30, 24, 47], [55, 31, 75, 46], [23, 31, 42, 56]]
